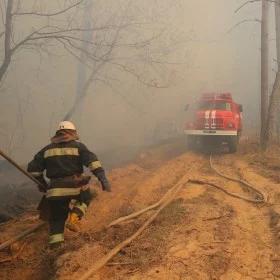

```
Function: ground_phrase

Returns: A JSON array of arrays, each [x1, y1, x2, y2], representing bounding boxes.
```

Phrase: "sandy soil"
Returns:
[[0, 138, 280, 280]]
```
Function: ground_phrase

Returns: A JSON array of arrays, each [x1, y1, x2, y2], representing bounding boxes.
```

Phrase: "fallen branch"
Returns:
[[0, 242, 27, 263], [0, 222, 45, 251], [77, 175, 189, 280]]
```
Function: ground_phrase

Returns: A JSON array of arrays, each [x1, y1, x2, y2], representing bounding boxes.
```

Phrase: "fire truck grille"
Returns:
[[214, 118, 224, 129], [197, 118, 224, 129]]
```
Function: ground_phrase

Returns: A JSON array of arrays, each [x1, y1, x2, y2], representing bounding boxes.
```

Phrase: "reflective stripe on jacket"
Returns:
[[27, 141, 104, 179], [46, 187, 81, 198], [46, 174, 91, 199]]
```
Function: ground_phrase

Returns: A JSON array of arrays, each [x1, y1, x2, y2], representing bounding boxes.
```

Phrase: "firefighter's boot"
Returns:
[[49, 241, 65, 251], [66, 212, 81, 232], [48, 232, 65, 252]]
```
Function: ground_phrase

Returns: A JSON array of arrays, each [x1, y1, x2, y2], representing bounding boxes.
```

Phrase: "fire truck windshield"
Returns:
[[197, 101, 231, 111]]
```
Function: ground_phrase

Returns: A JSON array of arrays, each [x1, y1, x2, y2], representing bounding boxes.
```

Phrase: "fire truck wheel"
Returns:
[[228, 136, 238, 153], [187, 136, 197, 150]]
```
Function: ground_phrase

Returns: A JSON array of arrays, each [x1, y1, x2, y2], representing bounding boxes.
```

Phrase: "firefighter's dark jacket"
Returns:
[[27, 140, 104, 198]]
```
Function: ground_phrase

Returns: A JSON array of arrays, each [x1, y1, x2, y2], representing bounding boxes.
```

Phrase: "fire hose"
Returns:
[[209, 154, 266, 203], [77, 156, 268, 280], [0, 149, 267, 273]]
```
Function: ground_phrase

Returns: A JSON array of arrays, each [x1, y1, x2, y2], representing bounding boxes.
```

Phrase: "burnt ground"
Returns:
[[0, 138, 280, 280]]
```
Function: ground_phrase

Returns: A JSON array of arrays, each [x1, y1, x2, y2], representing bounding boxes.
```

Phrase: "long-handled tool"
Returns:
[[0, 149, 45, 189], [0, 149, 47, 251], [0, 148, 49, 218]]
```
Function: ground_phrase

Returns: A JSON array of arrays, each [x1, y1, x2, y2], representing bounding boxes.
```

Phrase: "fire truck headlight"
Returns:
[[186, 122, 194, 129], [227, 122, 234, 128]]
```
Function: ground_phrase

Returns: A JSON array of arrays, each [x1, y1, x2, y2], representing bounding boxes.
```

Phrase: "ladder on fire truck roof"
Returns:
[[202, 93, 233, 101]]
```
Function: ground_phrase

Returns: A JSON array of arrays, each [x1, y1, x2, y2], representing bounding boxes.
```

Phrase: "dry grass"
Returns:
[[105, 198, 187, 269]]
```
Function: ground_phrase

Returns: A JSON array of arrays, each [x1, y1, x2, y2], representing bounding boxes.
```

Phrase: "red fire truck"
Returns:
[[184, 93, 243, 153]]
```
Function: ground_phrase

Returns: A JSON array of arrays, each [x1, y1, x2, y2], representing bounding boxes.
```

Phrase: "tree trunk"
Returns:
[[263, 73, 280, 148], [275, 0, 280, 144], [275, 0, 280, 61], [263, 0, 280, 149], [0, 0, 14, 84], [72, 0, 93, 124], [260, 0, 270, 148]]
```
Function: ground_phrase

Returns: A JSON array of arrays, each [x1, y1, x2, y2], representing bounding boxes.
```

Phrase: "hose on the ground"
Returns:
[[77, 174, 190, 280], [0, 153, 267, 274], [77, 154, 269, 279], [209, 154, 266, 203]]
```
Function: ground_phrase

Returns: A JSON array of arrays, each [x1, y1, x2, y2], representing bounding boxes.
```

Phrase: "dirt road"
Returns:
[[0, 138, 280, 280]]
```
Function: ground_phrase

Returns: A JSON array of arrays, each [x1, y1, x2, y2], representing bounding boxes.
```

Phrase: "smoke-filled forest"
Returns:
[[0, 1, 280, 280]]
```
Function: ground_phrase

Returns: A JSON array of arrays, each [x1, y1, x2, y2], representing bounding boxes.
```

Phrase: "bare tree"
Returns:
[[0, 0, 91, 84], [263, 0, 280, 148], [260, 0, 270, 148], [75, 0, 93, 124], [0, 0, 142, 86], [0, 0, 184, 156], [62, 0, 184, 120], [0, 0, 15, 82], [234, 0, 270, 146]]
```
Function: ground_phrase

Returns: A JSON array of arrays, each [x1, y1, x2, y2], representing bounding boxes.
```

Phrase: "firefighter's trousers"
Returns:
[[48, 188, 92, 245], [48, 198, 70, 245]]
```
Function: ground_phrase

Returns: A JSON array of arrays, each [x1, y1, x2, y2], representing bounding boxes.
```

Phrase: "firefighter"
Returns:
[[27, 121, 111, 248]]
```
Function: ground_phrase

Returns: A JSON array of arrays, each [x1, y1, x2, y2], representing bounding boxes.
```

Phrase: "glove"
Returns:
[[37, 184, 47, 193], [100, 178, 111, 192], [93, 169, 111, 192], [96, 172, 111, 192]]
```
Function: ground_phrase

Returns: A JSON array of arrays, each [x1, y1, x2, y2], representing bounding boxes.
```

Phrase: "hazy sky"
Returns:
[[0, 0, 276, 162]]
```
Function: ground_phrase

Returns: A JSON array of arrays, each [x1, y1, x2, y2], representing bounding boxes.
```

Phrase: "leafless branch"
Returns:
[[11, 21, 153, 56], [103, 60, 169, 88], [0, 0, 14, 82], [64, 14, 125, 120], [235, 0, 261, 13], [226, 19, 261, 34], [0, 2, 5, 25], [34, 22, 149, 35], [96, 77, 144, 114], [11, 29, 42, 53], [235, 0, 279, 14], [13, 0, 84, 17], [57, 37, 93, 69]]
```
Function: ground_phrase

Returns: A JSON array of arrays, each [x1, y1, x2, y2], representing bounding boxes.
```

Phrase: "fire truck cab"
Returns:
[[184, 93, 243, 153]]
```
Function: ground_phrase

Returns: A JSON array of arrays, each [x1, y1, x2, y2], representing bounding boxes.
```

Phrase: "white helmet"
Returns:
[[58, 121, 76, 131]]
